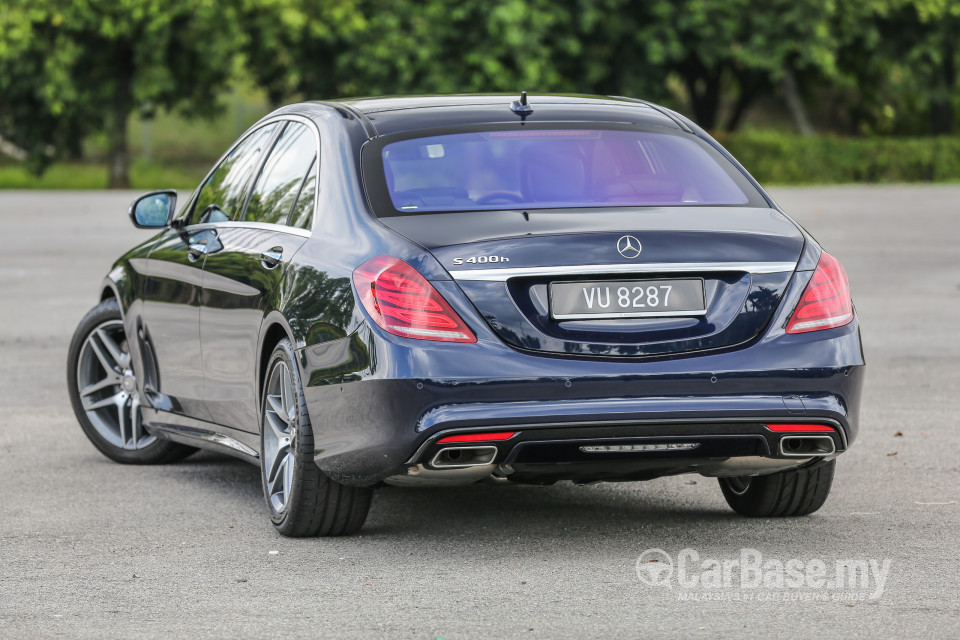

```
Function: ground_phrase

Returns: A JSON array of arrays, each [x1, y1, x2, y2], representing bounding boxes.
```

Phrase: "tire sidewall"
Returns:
[[719, 459, 836, 517]]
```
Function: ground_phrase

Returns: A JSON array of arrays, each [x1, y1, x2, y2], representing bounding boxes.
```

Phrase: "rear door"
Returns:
[[199, 120, 317, 432], [141, 227, 217, 420], [142, 122, 279, 420]]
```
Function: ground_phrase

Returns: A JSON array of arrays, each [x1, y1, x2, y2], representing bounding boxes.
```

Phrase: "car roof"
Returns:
[[308, 94, 687, 137]]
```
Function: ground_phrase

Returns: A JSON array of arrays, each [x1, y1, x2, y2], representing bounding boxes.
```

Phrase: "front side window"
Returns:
[[371, 128, 763, 215], [192, 123, 278, 224], [245, 122, 317, 225]]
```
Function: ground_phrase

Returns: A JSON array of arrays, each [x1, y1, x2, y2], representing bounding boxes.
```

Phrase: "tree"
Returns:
[[628, 0, 842, 133], [3, 0, 958, 186], [236, 0, 366, 105], [268, 0, 845, 135], [885, 0, 960, 134], [0, 1, 242, 187], [239, 0, 572, 101]]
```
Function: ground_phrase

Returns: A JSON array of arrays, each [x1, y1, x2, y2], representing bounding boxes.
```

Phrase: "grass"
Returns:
[[0, 160, 209, 190]]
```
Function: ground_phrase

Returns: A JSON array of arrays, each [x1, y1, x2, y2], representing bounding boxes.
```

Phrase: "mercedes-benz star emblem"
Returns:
[[617, 235, 642, 259]]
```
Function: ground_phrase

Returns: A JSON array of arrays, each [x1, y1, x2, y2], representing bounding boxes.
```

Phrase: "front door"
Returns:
[[141, 226, 219, 421]]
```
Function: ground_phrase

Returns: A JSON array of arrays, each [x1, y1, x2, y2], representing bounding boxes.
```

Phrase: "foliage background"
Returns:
[[1, 0, 958, 188]]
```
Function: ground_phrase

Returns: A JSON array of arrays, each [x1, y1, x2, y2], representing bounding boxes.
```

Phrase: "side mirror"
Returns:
[[129, 190, 178, 228]]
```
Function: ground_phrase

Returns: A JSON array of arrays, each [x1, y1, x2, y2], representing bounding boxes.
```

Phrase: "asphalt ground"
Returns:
[[1, 186, 958, 638]]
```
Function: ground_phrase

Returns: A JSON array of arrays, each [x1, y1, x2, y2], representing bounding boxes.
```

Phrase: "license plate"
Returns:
[[549, 278, 706, 320]]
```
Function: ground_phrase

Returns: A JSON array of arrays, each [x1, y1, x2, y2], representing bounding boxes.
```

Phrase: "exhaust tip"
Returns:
[[780, 435, 835, 457], [430, 446, 498, 469]]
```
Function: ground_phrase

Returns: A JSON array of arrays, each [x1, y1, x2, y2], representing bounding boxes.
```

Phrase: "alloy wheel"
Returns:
[[263, 360, 297, 514], [75, 320, 154, 450]]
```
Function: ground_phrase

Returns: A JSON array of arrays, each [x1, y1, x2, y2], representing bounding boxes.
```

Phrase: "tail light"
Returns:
[[785, 251, 854, 334], [353, 255, 476, 343]]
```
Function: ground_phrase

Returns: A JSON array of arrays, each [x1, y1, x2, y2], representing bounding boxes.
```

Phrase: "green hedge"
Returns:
[[720, 133, 960, 184], [3, 133, 960, 189]]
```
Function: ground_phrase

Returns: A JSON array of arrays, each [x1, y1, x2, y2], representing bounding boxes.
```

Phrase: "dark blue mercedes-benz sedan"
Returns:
[[67, 94, 864, 536]]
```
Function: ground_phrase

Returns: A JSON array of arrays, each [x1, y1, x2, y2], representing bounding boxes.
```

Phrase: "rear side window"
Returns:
[[245, 122, 317, 225], [289, 157, 317, 230], [369, 128, 764, 215], [193, 123, 278, 224]]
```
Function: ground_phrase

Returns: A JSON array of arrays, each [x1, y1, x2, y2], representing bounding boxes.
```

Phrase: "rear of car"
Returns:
[[324, 99, 864, 518], [66, 94, 865, 537]]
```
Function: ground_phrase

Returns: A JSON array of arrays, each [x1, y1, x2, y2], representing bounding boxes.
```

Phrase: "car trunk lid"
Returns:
[[379, 206, 804, 357]]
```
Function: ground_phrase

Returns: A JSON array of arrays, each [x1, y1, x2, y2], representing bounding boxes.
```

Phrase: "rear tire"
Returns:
[[260, 338, 372, 537], [66, 298, 197, 464], [718, 459, 836, 517]]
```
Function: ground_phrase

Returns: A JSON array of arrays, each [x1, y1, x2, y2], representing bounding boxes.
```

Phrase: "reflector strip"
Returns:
[[784, 313, 854, 332], [765, 424, 835, 432], [579, 443, 700, 453], [386, 325, 474, 340], [436, 431, 517, 443]]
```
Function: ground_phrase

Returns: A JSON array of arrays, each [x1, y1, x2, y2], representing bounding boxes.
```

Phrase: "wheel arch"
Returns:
[[100, 285, 118, 302], [99, 278, 123, 305], [99, 263, 138, 318], [257, 312, 298, 416]]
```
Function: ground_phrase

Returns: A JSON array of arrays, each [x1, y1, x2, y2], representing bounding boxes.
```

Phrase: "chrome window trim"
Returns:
[[210, 220, 312, 238], [180, 220, 311, 238], [449, 261, 797, 281]]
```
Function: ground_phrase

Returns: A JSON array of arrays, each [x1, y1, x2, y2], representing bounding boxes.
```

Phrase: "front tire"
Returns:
[[718, 460, 836, 517], [66, 298, 197, 464], [260, 338, 372, 537]]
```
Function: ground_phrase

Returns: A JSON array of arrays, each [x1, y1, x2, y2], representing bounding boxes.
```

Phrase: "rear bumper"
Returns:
[[298, 319, 864, 486], [403, 419, 845, 485]]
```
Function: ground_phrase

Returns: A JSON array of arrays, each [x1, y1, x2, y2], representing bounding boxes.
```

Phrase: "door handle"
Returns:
[[187, 242, 208, 261], [187, 229, 218, 261], [260, 247, 283, 269]]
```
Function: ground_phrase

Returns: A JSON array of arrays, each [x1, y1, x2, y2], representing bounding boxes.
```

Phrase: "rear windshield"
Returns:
[[373, 128, 762, 215]]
